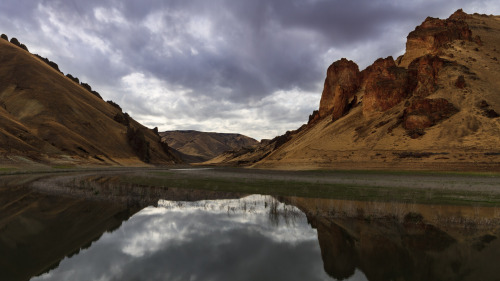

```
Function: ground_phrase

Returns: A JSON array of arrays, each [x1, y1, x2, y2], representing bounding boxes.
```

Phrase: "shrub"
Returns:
[[79, 82, 103, 99], [404, 212, 424, 224], [107, 100, 122, 111], [1, 34, 8, 41], [10, 37, 20, 47], [113, 112, 129, 126], [455, 75, 466, 88], [91, 90, 102, 99], [80, 82, 92, 92], [66, 74, 80, 84], [20, 43, 29, 52], [34, 54, 62, 73]]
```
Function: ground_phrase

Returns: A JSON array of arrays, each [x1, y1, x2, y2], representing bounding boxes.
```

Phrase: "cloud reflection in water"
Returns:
[[34, 195, 365, 281]]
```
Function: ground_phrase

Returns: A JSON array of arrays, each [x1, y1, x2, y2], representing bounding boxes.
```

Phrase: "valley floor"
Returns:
[[2, 166, 499, 206]]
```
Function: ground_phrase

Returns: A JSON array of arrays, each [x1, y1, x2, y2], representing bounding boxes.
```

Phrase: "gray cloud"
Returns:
[[1, 0, 499, 139]]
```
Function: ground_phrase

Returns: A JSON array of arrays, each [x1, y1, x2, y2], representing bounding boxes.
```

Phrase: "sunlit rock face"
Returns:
[[399, 9, 478, 67], [316, 43, 460, 139], [318, 58, 360, 120], [316, 9, 479, 121]]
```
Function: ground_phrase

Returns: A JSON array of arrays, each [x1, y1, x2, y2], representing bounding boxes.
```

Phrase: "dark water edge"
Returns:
[[0, 170, 499, 281]]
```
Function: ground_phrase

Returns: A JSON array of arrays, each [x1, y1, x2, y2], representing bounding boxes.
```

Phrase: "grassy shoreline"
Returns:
[[2, 166, 500, 207], [118, 168, 500, 207]]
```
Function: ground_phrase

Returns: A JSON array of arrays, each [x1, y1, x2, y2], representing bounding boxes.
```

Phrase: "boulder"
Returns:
[[403, 98, 459, 132]]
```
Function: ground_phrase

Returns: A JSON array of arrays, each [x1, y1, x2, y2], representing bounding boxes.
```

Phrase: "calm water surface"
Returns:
[[32, 195, 365, 281], [2, 171, 499, 281]]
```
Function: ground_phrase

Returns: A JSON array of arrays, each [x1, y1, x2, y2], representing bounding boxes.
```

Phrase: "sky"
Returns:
[[1, 1, 499, 140]]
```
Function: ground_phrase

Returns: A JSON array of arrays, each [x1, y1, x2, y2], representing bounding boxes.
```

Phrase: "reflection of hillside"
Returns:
[[0, 175, 245, 281], [287, 197, 500, 281], [0, 183, 136, 281]]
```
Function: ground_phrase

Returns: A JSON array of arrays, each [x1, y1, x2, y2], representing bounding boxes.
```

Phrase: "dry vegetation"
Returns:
[[0, 36, 178, 167]]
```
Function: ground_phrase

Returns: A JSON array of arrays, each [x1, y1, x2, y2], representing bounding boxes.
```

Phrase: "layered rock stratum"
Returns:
[[207, 10, 500, 171]]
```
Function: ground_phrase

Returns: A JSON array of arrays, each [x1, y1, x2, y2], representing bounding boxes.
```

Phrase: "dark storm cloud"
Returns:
[[0, 0, 498, 139]]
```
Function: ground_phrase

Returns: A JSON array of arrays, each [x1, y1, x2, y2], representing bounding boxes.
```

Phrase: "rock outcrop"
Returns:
[[362, 57, 410, 114], [316, 13, 473, 131], [403, 98, 459, 137], [319, 54, 453, 121], [318, 58, 360, 119], [407, 55, 448, 97], [399, 9, 478, 67]]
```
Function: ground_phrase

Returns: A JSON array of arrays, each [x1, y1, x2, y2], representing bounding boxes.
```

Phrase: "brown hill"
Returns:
[[207, 10, 500, 171], [0, 35, 179, 167], [160, 130, 258, 163]]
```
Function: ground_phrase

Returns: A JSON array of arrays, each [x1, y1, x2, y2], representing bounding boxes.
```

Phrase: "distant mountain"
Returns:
[[160, 130, 258, 163], [207, 10, 500, 171], [0, 34, 179, 167]]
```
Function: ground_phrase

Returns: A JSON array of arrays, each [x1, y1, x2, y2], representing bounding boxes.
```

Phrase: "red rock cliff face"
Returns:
[[361, 57, 410, 114], [314, 10, 475, 136], [407, 14, 472, 51], [398, 9, 478, 67], [407, 55, 448, 97], [403, 98, 459, 138], [318, 58, 360, 119], [318, 56, 450, 117]]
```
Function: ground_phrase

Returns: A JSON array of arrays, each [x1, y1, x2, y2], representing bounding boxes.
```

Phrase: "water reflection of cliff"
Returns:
[[3, 171, 500, 281], [285, 197, 500, 281]]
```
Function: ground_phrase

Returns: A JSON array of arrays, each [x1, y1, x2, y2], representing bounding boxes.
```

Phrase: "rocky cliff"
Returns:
[[208, 10, 500, 171]]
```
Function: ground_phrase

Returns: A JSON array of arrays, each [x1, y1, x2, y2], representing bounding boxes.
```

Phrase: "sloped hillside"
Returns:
[[209, 10, 500, 171], [0, 35, 179, 167], [160, 130, 258, 163]]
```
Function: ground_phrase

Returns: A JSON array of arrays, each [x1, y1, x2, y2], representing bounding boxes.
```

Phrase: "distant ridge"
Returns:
[[160, 130, 258, 163]]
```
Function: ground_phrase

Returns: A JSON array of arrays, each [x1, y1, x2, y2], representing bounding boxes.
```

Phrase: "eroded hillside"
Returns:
[[0, 35, 179, 167]]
